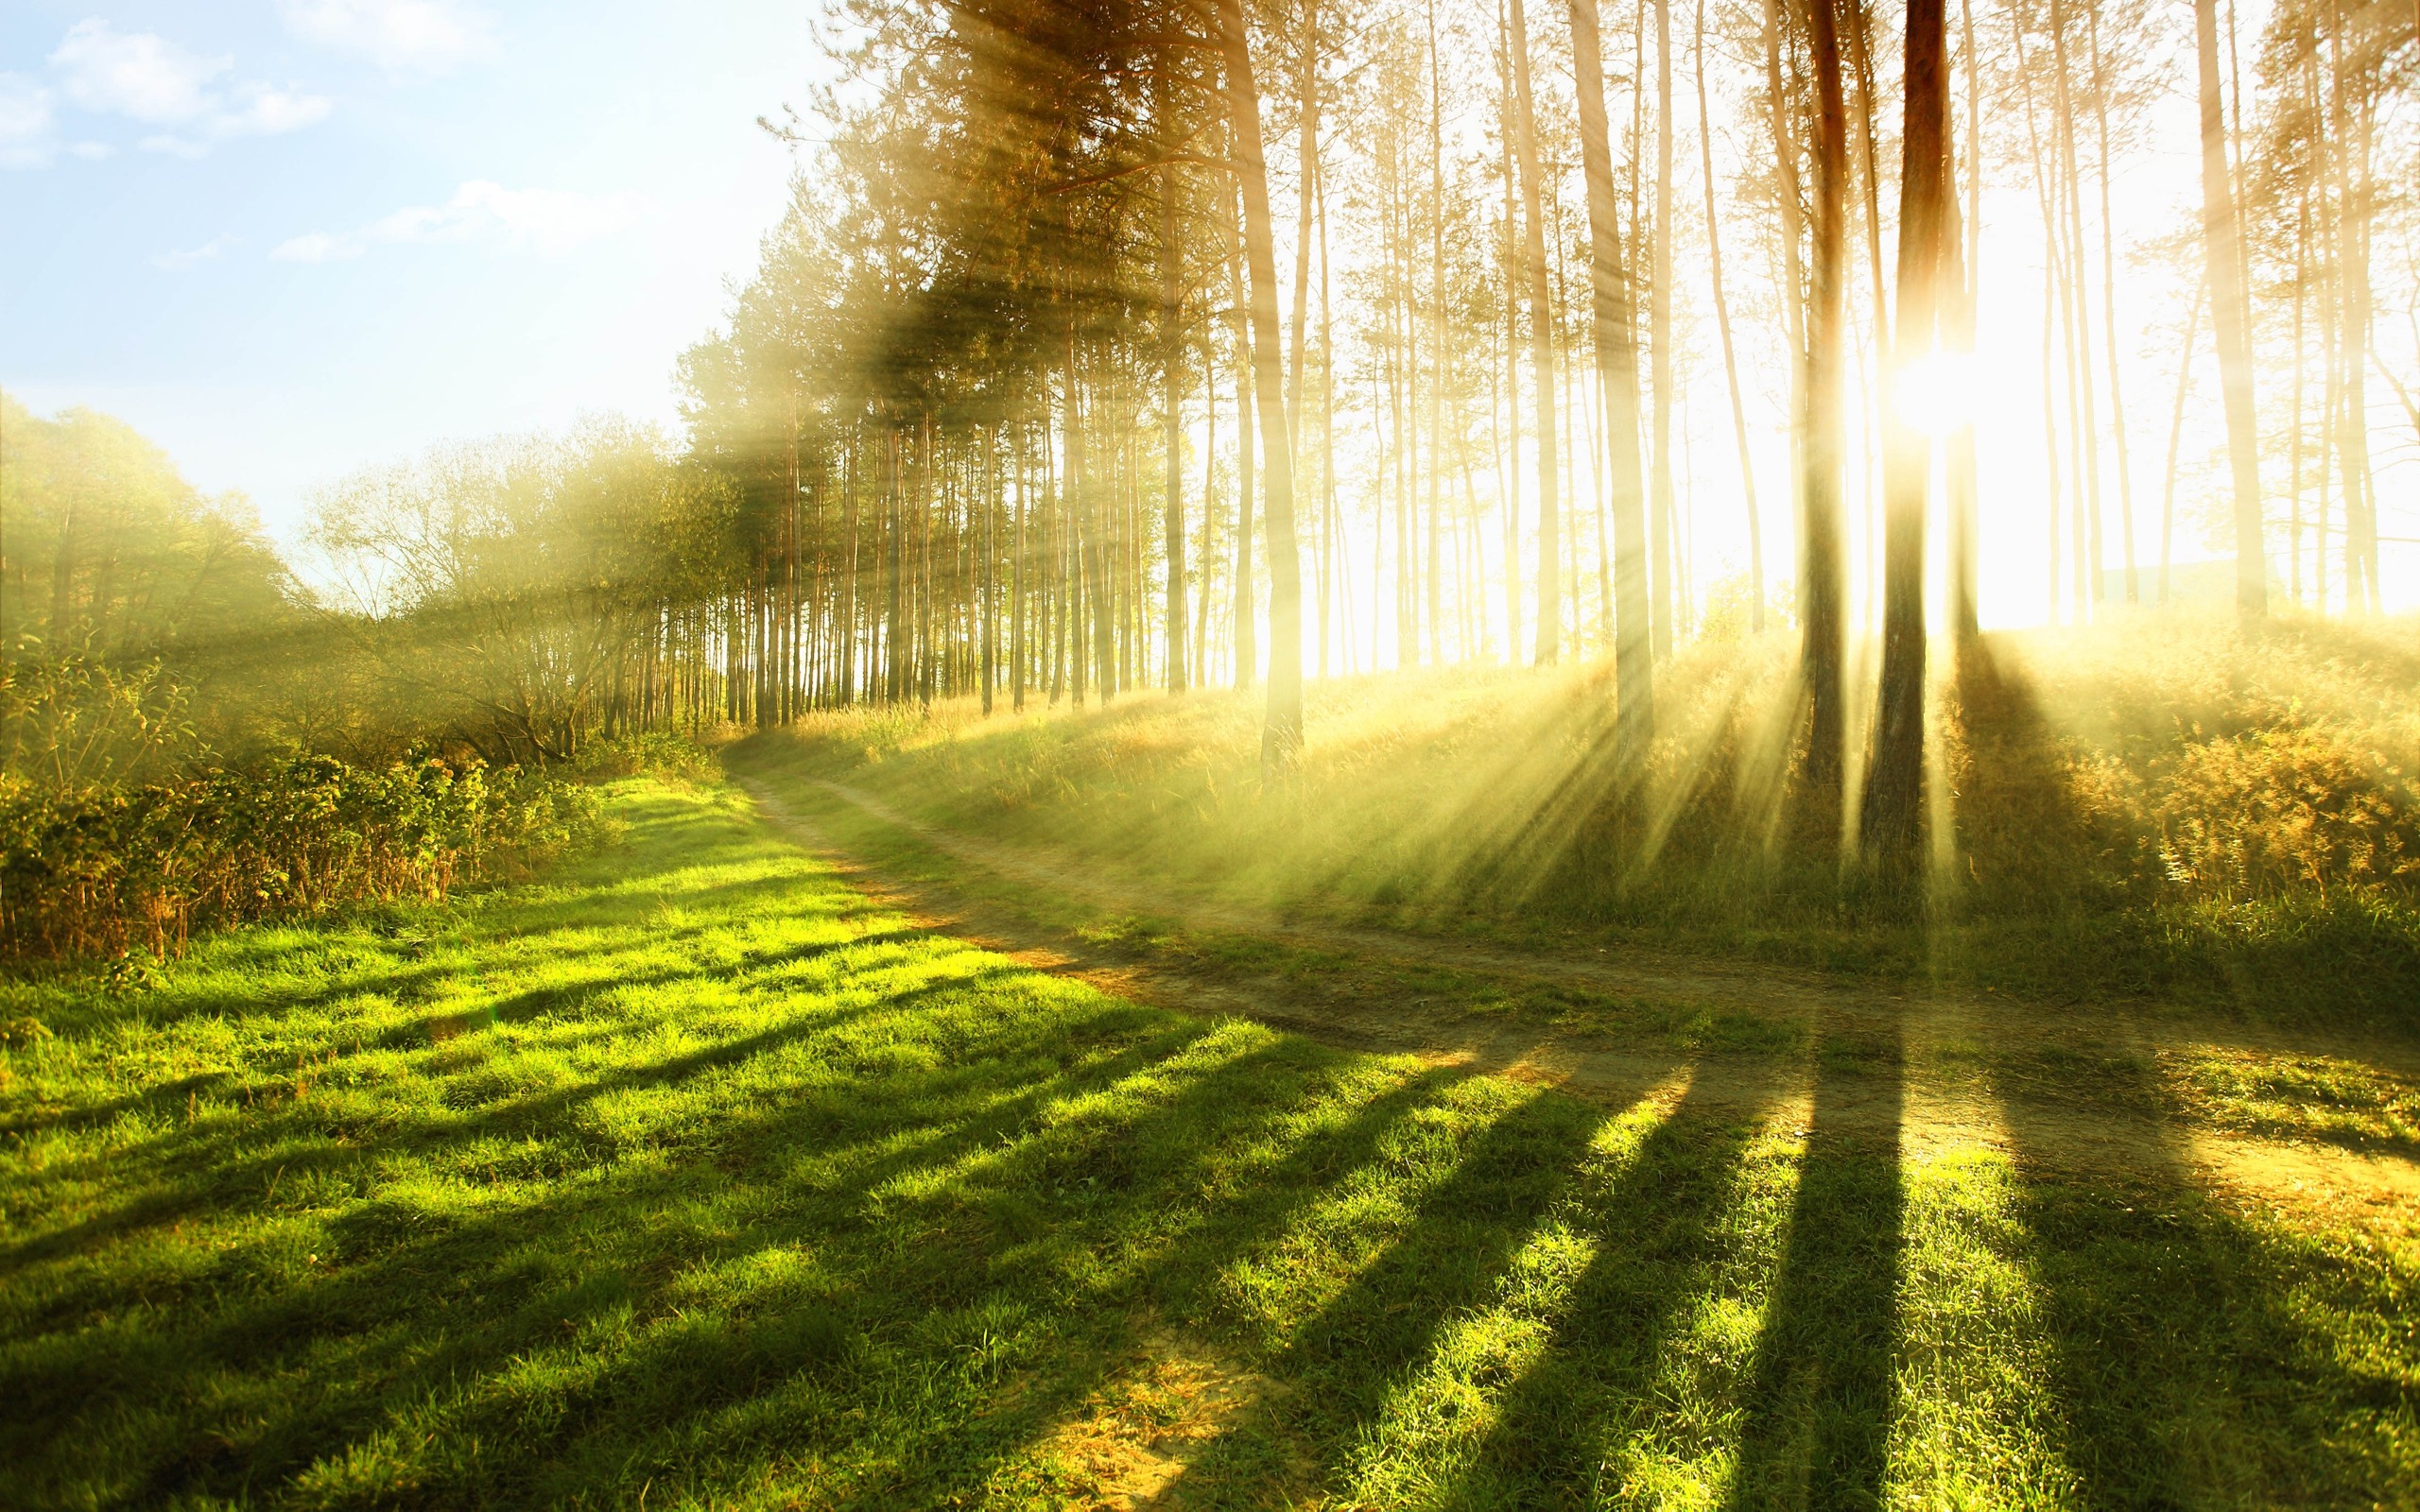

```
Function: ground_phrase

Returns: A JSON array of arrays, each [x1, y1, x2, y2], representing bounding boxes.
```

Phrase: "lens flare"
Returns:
[[1891, 350, 1979, 438]]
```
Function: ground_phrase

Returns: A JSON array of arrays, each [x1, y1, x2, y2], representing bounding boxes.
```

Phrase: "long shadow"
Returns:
[[1160, 1079, 1625, 1500], [0, 959, 1023, 1281], [1996, 1054, 2413, 1506], [889, 1057, 1489, 1504], [1720, 1022, 1905, 1510], [1949, 638, 2116, 925], [1413, 1057, 1791, 1502], [2, 990, 1250, 1500]]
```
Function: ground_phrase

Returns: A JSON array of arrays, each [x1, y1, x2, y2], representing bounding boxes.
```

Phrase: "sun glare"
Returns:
[[1890, 350, 1979, 438]]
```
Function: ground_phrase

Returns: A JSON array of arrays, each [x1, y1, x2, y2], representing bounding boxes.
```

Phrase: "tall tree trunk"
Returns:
[[2160, 276, 2206, 606], [1570, 0, 1654, 753], [1427, 0, 1449, 667], [1219, 0, 1306, 772], [1949, 0, 1981, 644], [1651, 0, 1678, 659], [2329, 4, 2378, 614], [1495, 16, 1522, 662], [1161, 67, 1190, 695], [1804, 0, 1851, 840], [1011, 413, 1027, 710], [1228, 164, 1259, 689], [1507, 0, 1564, 664], [2193, 0, 2264, 622], [982, 427, 996, 713], [1289, 0, 1319, 494], [1698, 0, 1764, 633], [1861, 0, 1949, 873], [2087, 7, 2138, 604]]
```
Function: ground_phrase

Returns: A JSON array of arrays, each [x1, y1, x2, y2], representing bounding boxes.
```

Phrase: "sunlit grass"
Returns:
[[2, 779, 2414, 1506]]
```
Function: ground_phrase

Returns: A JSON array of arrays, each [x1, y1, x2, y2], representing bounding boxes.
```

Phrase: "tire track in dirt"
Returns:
[[737, 775, 2420, 1229]]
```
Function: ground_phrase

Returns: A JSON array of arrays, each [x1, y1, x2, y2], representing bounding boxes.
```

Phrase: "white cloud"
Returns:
[[51, 20, 226, 125], [154, 234, 236, 270], [281, 0, 495, 72], [279, 180, 643, 263], [270, 231, 361, 264], [0, 73, 55, 169], [43, 22, 330, 160]]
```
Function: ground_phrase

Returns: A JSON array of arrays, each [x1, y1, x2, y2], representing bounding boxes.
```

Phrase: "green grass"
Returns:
[[3, 780, 2415, 1507]]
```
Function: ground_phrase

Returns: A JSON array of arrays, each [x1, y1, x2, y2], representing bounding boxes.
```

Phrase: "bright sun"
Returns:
[[1890, 349, 1980, 438]]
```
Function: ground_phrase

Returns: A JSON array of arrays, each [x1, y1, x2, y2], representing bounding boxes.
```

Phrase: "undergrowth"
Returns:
[[743, 611, 2420, 1024]]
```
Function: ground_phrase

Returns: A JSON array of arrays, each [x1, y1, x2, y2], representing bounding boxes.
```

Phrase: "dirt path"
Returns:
[[738, 776, 2420, 1231]]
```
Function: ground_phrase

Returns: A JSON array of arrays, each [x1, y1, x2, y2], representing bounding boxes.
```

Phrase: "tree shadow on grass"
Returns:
[[0, 956, 1034, 1283], [1996, 1053, 2419, 1508], [2, 897, 1528, 1512], [1162, 1077, 1630, 1501], [1723, 1023, 1904, 1511]]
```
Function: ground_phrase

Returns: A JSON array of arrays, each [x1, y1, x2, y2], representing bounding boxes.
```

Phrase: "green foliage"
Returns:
[[0, 391, 299, 661], [307, 418, 737, 765], [0, 755, 606, 962], [570, 729, 721, 785], [0, 641, 198, 793]]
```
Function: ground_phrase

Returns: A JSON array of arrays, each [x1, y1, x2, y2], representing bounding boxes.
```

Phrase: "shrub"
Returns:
[[0, 754, 607, 962], [2153, 727, 2420, 902], [571, 730, 718, 785]]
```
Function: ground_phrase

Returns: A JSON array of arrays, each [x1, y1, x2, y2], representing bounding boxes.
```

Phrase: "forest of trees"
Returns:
[[648, 0, 2411, 864], [10, 0, 2417, 871]]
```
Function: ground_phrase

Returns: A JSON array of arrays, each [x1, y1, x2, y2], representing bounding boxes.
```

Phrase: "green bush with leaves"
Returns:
[[0, 755, 606, 961]]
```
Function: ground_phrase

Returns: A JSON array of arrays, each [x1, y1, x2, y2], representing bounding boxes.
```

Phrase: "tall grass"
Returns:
[[740, 611, 2420, 1022]]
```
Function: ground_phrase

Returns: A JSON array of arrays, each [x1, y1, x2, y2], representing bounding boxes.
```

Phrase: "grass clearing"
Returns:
[[3, 778, 2415, 1506]]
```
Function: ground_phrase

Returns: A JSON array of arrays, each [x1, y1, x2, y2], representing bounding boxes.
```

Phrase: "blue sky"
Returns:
[[4, 1, 827, 544]]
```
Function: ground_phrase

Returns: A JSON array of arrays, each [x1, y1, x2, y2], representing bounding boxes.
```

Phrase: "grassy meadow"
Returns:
[[4, 774, 2418, 1507], [737, 612, 2420, 1024]]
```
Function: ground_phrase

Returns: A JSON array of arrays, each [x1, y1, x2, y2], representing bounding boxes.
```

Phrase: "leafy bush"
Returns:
[[0, 755, 607, 961], [571, 730, 719, 785]]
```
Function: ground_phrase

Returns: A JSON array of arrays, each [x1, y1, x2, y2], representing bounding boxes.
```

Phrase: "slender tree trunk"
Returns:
[[1161, 69, 1190, 695], [2194, 0, 2264, 622], [1862, 0, 1949, 872], [2086, 8, 2138, 604], [1651, 0, 1678, 660], [1495, 16, 1523, 662], [1219, 0, 1305, 771], [982, 428, 996, 713], [1228, 164, 1259, 689], [1507, 0, 1564, 664], [1319, 149, 1338, 679], [1804, 0, 1852, 840], [1949, 0, 1981, 644], [2330, 6, 2379, 614], [2160, 274, 2206, 604], [1698, 0, 1764, 633], [1570, 0, 1654, 753], [1427, 0, 1449, 667], [1289, 0, 1319, 490], [1011, 413, 1027, 709]]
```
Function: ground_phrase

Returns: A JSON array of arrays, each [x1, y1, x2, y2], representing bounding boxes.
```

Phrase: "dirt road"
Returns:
[[739, 775, 2420, 1230]]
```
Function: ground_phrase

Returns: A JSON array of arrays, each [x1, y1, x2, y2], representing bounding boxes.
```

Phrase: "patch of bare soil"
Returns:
[[1031, 1331, 1299, 1509], [740, 779, 2420, 1232]]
